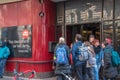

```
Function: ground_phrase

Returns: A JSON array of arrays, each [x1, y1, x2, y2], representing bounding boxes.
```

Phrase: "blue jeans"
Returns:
[[86, 67, 94, 80], [75, 63, 87, 80], [104, 77, 115, 80], [0, 59, 7, 77], [97, 62, 102, 73], [93, 67, 99, 80]]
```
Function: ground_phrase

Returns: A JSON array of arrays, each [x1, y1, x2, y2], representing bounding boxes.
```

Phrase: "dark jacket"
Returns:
[[72, 41, 85, 66], [94, 46, 104, 63], [103, 44, 118, 78], [54, 43, 71, 74]]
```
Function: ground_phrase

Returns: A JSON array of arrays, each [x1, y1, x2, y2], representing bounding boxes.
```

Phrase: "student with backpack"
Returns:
[[72, 34, 88, 80], [102, 41, 118, 80], [85, 41, 99, 80], [53, 37, 71, 80]]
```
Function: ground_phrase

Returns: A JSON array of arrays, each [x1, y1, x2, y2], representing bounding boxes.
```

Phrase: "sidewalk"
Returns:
[[0, 76, 56, 80]]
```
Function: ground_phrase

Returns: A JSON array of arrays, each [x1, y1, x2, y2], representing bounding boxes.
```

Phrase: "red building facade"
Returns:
[[0, 0, 56, 78]]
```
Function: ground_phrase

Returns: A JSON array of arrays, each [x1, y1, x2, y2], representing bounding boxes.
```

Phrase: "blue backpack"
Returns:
[[77, 44, 89, 61], [111, 50, 120, 66], [56, 46, 68, 65]]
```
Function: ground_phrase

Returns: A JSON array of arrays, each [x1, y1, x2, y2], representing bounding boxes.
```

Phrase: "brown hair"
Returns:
[[75, 34, 82, 41]]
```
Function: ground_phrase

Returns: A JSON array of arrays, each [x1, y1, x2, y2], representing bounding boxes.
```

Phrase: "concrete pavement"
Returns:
[[0, 76, 56, 80]]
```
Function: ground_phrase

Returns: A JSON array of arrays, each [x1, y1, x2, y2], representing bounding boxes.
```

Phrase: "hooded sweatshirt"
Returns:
[[0, 42, 10, 59]]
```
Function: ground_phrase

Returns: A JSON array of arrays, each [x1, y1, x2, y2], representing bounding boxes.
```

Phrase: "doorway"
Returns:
[[66, 23, 100, 46]]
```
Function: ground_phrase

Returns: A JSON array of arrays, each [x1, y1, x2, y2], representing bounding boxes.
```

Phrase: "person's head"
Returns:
[[89, 34, 95, 43], [102, 41, 108, 48], [75, 34, 82, 42], [93, 39, 100, 47], [59, 37, 65, 44], [105, 37, 112, 44]]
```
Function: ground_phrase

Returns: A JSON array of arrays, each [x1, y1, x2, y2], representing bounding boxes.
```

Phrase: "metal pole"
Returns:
[[113, 0, 116, 50], [101, 0, 104, 42]]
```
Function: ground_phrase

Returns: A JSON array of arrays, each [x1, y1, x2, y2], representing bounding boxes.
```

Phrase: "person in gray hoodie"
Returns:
[[85, 41, 98, 80]]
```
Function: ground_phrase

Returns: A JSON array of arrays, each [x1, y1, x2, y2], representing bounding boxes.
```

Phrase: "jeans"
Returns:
[[104, 77, 115, 80], [0, 59, 7, 77], [97, 62, 102, 72], [93, 67, 99, 80], [75, 63, 87, 80], [86, 67, 94, 80]]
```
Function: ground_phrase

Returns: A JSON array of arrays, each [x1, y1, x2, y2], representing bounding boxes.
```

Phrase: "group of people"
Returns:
[[53, 34, 118, 80]]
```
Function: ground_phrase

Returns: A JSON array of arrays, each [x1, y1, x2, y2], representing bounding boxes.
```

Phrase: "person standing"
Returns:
[[0, 41, 10, 78], [53, 37, 70, 80], [93, 39, 104, 72], [72, 34, 87, 80], [84, 41, 96, 80], [102, 41, 118, 80]]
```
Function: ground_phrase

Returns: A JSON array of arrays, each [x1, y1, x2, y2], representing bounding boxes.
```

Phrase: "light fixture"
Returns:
[[39, 12, 44, 17]]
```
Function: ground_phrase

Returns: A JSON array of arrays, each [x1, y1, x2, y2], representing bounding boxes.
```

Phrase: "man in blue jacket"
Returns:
[[0, 41, 10, 78], [72, 34, 87, 80]]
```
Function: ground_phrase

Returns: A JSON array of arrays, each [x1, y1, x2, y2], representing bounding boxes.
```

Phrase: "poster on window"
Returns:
[[0, 25, 32, 58]]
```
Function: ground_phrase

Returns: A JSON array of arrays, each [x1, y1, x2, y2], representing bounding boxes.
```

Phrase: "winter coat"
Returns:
[[103, 44, 118, 78], [72, 41, 86, 66], [94, 46, 104, 64], [0, 46, 10, 59]]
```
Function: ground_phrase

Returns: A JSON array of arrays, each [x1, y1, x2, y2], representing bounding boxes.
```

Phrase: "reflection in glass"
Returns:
[[103, 21, 113, 41], [103, 0, 113, 20], [115, 20, 120, 48], [115, 0, 120, 19]]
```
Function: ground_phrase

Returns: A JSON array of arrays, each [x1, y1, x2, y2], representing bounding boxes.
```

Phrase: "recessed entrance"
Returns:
[[66, 23, 100, 45]]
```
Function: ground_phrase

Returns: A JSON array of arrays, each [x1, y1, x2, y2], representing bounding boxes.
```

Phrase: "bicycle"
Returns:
[[13, 69, 36, 80], [55, 65, 74, 80], [60, 71, 74, 80]]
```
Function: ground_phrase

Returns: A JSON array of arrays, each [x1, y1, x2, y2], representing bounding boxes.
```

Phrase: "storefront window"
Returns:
[[103, 21, 113, 41], [115, 0, 120, 19], [115, 20, 120, 48], [103, 0, 113, 20]]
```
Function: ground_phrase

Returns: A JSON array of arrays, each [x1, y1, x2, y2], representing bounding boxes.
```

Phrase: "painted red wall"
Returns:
[[0, 0, 56, 73]]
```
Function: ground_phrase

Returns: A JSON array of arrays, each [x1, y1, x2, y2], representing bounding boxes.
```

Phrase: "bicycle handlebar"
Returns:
[[13, 69, 36, 80]]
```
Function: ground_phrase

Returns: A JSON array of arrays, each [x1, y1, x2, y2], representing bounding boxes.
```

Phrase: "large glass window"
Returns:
[[103, 0, 113, 20], [115, 0, 120, 19], [115, 20, 120, 48], [103, 21, 113, 41]]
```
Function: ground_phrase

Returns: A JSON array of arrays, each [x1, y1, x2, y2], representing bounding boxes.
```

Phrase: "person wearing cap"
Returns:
[[0, 41, 10, 78]]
